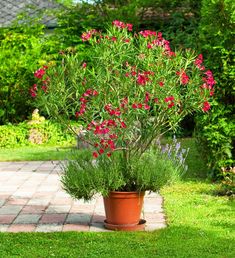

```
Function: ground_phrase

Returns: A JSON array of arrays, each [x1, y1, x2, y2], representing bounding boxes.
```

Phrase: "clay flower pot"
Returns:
[[103, 191, 146, 231]]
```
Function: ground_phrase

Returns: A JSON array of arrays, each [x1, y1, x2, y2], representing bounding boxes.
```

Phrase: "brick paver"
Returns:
[[0, 161, 166, 232]]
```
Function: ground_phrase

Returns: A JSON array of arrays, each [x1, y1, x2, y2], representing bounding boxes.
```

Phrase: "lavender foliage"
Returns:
[[156, 137, 189, 175]]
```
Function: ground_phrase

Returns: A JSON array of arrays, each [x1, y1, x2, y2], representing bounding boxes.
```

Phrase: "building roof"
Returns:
[[0, 0, 61, 28]]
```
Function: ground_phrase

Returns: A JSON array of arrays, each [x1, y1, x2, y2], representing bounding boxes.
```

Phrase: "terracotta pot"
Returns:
[[103, 191, 145, 230]]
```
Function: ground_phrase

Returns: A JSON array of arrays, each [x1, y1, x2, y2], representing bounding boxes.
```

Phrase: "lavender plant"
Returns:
[[156, 136, 189, 177]]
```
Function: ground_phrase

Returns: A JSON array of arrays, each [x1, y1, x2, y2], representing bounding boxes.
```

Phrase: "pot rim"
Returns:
[[104, 191, 145, 199], [109, 190, 145, 194]]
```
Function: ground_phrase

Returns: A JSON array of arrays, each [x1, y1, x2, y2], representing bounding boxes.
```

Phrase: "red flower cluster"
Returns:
[[204, 70, 215, 89], [104, 104, 121, 116], [131, 92, 152, 110], [112, 20, 133, 31], [132, 103, 142, 109], [194, 54, 205, 71], [34, 65, 48, 79], [93, 137, 115, 158], [136, 71, 154, 86], [139, 30, 157, 38], [81, 29, 98, 41], [30, 84, 37, 98], [120, 97, 128, 108], [76, 89, 99, 118], [202, 101, 211, 112], [137, 73, 149, 85], [142, 31, 175, 57], [164, 96, 175, 109], [176, 70, 189, 85], [87, 117, 127, 158], [30, 66, 49, 97]]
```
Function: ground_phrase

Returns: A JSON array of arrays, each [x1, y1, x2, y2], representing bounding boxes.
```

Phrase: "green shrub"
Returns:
[[0, 123, 28, 147], [0, 13, 63, 125], [195, 0, 235, 177], [0, 120, 75, 148]]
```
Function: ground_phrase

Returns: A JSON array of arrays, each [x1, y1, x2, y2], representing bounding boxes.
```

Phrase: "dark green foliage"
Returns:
[[55, 0, 202, 49], [195, 0, 235, 177]]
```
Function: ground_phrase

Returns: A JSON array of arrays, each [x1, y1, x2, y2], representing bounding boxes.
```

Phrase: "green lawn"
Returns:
[[0, 138, 234, 257]]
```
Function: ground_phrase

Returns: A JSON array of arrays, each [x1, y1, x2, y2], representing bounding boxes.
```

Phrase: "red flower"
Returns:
[[81, 29, 97, 41], [99, 148, 104, 154], [176, 70, 189, 85], [204, 70, 215, 88], [41, 85, 47, 93], [168, 102, 175, 109], [147, 43, 152, 49], [144, 104, 150, 110], [108, 108, 121, 116], [157, 32, 163, 40], [111, 37, 117, 42], [107, 119, 117, 127], [75, 111, 79, 118], [120, 121, 127, 128], [109, 133, 118, 139], [126, 23, 133, 31], [92, 90, 99, 96], [194, 54, 205, 70], [202, 101, 211, 112], [154, 98, 159, 103], [145, 92, 151, 103], [159, 81, 164, 87], [34, 68, 45, 79], [82, 62, 87, 68], [107, 152, 112, 157], [139, 30, 157, 38], [164, 96, 175, 102], [132, 103, 138, 109], [92, 152, 99, 158], [104, 104, 112, 111], [112, 20, 126, 29], [32, 84, 37, 90], [137, 73, 149, 86], [79, 97, 87, 103], [30, 90, 37, 98]]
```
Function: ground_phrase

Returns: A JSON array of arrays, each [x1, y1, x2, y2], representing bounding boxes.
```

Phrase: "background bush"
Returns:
[[195, 0, 235, 177], [0, 12, 65, 125], [0, 120, 75, 148]]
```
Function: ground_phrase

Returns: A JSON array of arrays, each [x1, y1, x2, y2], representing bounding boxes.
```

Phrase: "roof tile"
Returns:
[[0, 0, 61, 28]]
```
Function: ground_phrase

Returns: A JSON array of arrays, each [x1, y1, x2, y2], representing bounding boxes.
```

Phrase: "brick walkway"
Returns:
[[0, 161, 166, 232]]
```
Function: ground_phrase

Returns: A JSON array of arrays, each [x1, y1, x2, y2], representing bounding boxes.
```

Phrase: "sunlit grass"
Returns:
[[0, 145, 75, 161]]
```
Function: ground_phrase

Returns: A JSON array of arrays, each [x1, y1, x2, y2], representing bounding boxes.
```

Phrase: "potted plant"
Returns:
[[33, 20, 215, 230]]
